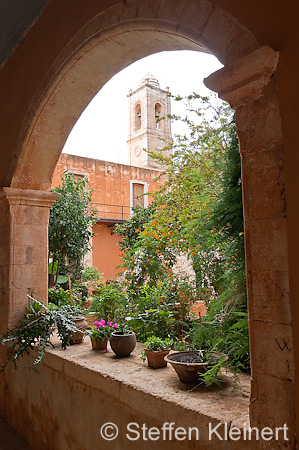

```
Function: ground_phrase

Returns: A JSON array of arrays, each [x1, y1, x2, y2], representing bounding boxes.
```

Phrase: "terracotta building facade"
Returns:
[[52, 154, 164, 280], [52, 74, 169, 280]]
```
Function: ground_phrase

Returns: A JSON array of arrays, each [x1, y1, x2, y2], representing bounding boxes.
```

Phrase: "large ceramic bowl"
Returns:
[[164, 350, 228, 383]]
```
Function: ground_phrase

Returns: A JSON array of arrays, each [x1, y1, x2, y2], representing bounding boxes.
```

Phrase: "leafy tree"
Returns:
[[49, 172, 97, 283], [115, 94, 248, 369], [116, 94, 245, 302], [211, 117, 246, 301], [115, 203, 156, 251]]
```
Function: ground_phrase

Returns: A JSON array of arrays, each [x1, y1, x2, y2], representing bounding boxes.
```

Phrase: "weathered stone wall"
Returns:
[[52, 154, 163, 211], [3, 342, 252, 450]]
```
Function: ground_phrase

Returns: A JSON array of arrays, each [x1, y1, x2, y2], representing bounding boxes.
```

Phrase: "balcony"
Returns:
[[91, 202, 131, 223]]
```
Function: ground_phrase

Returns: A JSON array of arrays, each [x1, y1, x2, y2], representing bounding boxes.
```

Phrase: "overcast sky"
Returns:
[[62, 50, 223, 164]]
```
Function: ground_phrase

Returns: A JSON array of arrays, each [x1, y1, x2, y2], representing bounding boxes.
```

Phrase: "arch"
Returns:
[[3, 0, 294, 443], [135, 103, 142, 131], [155, 102, 162, 129], [9, 0, 259, 191]]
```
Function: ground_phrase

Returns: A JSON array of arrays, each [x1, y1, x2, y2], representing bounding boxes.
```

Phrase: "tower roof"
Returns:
[[139, 73, 160, 88]]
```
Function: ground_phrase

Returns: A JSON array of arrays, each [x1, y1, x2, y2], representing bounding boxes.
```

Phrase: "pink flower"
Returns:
[[112, 323, 118, 328], [99, 319, 105, 327], [94, 321, 100, 329], [107, 321, 112, 327]]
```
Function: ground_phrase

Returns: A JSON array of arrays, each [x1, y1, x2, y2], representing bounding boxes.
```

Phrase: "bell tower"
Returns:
[[127, 73, 172, 169]]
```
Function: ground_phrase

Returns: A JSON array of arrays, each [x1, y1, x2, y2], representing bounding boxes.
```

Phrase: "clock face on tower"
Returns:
[[135, 147, 141, 157]]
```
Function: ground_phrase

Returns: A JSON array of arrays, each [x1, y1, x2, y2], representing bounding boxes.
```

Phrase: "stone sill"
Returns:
[[42, 338, 250, 437]]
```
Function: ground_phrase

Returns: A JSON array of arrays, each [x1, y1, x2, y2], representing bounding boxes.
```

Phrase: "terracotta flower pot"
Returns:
[[144, 348, 170, 369], [110, 331, 136, 357], [82, 299, 92, 310], [91, 337, 108, 350], [70, 316, 88, 344], [86, 312, 99, 328], [164, 350, 228, 383]]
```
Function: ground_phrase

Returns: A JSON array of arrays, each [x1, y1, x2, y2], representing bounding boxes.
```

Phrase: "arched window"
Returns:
[[155, 103, 162, 129], [135, 104, 141, 130]]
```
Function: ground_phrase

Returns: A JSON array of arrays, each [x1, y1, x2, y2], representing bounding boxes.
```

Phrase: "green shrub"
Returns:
[[126, 308, 176, 342], [90, 280, 128, 323], [48, 287, 71, 306], [191, 308, 250, 371], [143, 336, 173, 351], [81, 266, 102, 281]]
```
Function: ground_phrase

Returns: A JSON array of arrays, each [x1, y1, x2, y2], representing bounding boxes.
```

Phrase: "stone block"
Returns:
[[250, 374, 295, 445], [202, 5, 241, 55], [137, 0, 161, 19], [13, 245, 47, 266], [251, 321, 294, 380], [223, 27, 259, 65], [157, 0, 188, 23], [9, 308, 28, 327], [242, 164, 286, 221], [241, 143, 284, 171], [177, 0, 213, 34], [236, 81, 283, 154], [115, 0, 140, 23], [27, 285, 48, 305], [13, 224, 47, 247], [245, 217, 288, 274], [248, 268, 291, 325], [11, 204, 50, 226], [11, 288, 31, 312], [13, 264, 47, 290]]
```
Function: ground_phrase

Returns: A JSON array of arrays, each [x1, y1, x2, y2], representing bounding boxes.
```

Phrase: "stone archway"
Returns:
[[10, 0, 259, 191], [1, 0, 294, 445]]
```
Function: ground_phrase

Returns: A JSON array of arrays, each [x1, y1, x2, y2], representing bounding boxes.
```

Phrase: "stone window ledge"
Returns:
[[42, 339, 250, 432]]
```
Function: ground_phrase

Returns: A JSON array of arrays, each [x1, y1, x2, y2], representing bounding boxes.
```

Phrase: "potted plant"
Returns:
[[141, 336, 173, 369], [48, 302, 88, 344], [70, 315, 88, 344], [85, 319, 118, 350], [110, 325, 136, 357], [0, 297, 85, 371], [164, 350, 228, 385]]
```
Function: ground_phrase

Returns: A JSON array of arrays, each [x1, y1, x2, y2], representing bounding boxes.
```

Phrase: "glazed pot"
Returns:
[[70, 316, 88, 344], [164, 350, 228, 383], [91, 337, 108, 351], [110, 331, 136, 357], [144, 348, 170, 369]]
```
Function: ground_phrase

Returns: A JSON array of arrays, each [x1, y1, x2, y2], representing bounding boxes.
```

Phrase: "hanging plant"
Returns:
[[0, 296, 84, 371]]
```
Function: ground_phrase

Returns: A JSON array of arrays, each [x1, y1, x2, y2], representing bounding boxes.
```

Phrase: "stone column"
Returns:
[[0, 188, 59, 417], [0, 188, 60, 332], [205, 46, 295, 443]]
